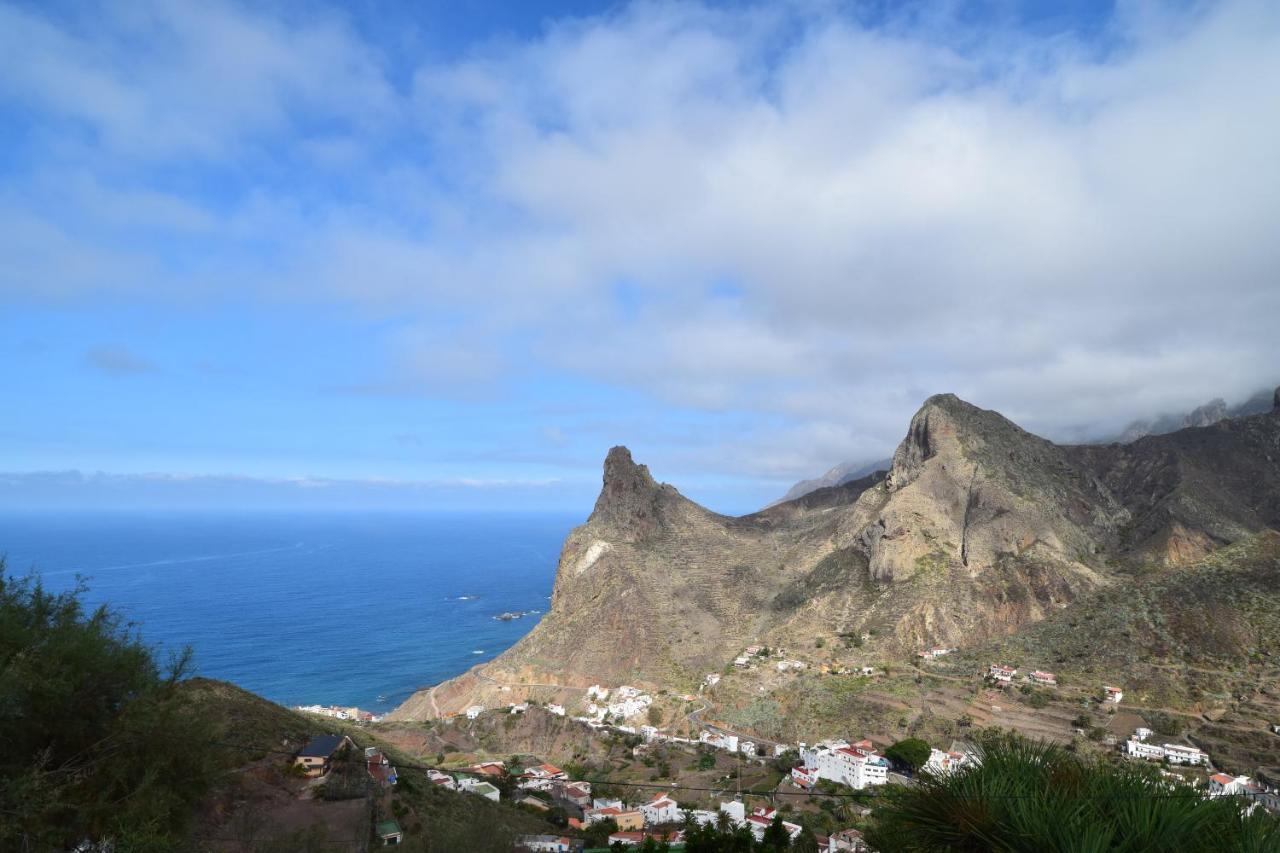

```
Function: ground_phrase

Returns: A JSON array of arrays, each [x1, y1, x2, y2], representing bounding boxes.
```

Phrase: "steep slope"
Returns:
[[1068, 389, 1280, 564], [395, 390, 1280, 721], [1115, 384, 1276, 442], [397, 447, 873, 718], [772, 458, 892, 505]]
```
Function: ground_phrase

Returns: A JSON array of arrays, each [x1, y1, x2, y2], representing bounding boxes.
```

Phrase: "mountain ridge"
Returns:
[[392, 388, 1280, 722]]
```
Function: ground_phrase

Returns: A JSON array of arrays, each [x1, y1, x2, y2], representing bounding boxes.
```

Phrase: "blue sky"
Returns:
[[2, 0, 1278, 514]]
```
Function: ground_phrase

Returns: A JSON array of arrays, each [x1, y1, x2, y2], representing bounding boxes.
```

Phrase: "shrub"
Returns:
[[865, 734, 1280, 851], [0, 563, 220, 851]]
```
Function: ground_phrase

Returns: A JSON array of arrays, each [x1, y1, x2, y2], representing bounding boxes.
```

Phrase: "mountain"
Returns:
[[393, 388, 1280, 721], [1116, 386, 1277, 442], [772, 458, 892, 505], [777, 386, 1279, 506]]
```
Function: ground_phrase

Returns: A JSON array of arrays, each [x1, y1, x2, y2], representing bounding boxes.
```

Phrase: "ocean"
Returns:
[[0, 511, 578, 714]]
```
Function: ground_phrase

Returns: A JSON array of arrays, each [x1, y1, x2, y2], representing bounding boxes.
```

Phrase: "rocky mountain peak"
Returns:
[[885, 393, 980, 491], [588, 446, 667, 541]]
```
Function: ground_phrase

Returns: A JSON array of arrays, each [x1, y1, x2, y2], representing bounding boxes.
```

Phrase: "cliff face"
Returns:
[[392, 390, 1280, 721]]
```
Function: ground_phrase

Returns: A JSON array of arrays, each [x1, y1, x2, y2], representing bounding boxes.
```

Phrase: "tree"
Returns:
[[0, 563, 219, 851], [790, 830, 821, 852], [761, 814, 791, 851], [866, 733, 1280, 851], [884, 737, 931, 771], [583, 817, 619, 847]]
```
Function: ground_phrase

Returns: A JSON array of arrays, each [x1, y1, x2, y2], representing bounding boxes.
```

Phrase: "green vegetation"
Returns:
[[867, 733, 1280, 851], [0, 562, 220, 851], [883, 738, 931, 771]]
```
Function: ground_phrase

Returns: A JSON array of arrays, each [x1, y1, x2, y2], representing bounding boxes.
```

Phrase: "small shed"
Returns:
[[375, 819, 404, 846]]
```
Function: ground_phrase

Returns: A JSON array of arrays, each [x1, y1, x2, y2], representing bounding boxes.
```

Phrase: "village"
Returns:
[[368, 642, 1280, 850]]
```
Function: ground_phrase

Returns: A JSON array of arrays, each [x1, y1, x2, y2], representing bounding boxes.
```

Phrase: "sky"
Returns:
[[1, 0, 1278, 515]]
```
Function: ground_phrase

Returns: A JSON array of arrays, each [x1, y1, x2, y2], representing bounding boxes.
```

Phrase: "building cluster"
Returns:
[[295, 703, 383, 723], [290, 735, 398, 791], [1208, 774, 1280, 813], [1123, 728, 1207, 765], [584, 795, 807, 846], [427, 760, 504, 801], [924, 742, 981, 776], [514, 835, 580, 852], [579, 684, 653, 723], [987, 663, 1056, 687], [916, 646, 956, 660], [792, 739, 890, 791]]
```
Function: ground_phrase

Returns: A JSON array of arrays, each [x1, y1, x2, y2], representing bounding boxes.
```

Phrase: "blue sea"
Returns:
[[0, 511, 578, 714]]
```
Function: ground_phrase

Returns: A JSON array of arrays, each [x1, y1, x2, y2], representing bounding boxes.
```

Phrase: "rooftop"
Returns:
[[297, 734, 346, 758]]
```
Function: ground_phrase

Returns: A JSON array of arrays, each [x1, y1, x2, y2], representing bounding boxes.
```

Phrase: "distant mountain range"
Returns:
[[393, 385, 1280, 724], [775, 384, 1279, 505]]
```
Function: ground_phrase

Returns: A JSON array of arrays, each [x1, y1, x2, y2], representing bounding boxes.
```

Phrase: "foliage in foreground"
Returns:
[[0, 561, 219, 852], [865, 734, 1280, 852]]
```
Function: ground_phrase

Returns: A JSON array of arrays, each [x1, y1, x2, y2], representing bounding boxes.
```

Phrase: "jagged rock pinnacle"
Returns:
[[590, 446, 664, 540]]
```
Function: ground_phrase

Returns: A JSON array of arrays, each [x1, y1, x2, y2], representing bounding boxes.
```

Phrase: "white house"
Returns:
[[745, 807, 802, 842], [719, 800, 746, 826], [791, 765, 819, 787], [1162, 743, 1206, 765], [427, 769, 456, 790], [1125, 737, 1166, 761], [1104, 687, 1123, 704], [828, 828, 872, 851], [925, 748, 970, 776], [700, 731, 739, 753], [773, 743, 793, 758], [517, 835, 575, 852], [917, 647, 955, 661], [739, 741, 757, 757], [989, 664, 1017, 683], [1029, 670, 1057, 687], [799, 740, 888, 790], [587, 685, 610, 701], [733, 655, 751, 668], [640, 793, 681, 826], [703, 674, 721, 688], [546, 703, 566, 716], [509, 702, 529, 714], [519, 763, 568, 792], [1209, 774, 1252, 797], [465, 705, 484, 720]]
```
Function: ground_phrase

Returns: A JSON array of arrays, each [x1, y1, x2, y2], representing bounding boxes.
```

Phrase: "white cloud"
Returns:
[[3, 0, 1279, 481]]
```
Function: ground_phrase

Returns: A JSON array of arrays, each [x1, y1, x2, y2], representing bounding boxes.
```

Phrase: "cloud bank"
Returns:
[[2, 0, 1278, 492]]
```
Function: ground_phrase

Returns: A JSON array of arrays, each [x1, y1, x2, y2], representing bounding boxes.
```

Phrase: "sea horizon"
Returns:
[[0, 509, 580, 713]]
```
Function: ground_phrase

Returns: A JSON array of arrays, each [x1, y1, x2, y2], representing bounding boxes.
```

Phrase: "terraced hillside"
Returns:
[[395, 390, 1280, 723]]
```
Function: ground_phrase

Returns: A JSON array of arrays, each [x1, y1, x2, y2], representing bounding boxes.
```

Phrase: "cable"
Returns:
[[196, 734, 1256, 803]]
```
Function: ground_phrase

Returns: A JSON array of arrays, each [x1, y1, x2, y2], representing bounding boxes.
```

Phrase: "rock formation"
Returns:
[[392, 391, 1280, 720]]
